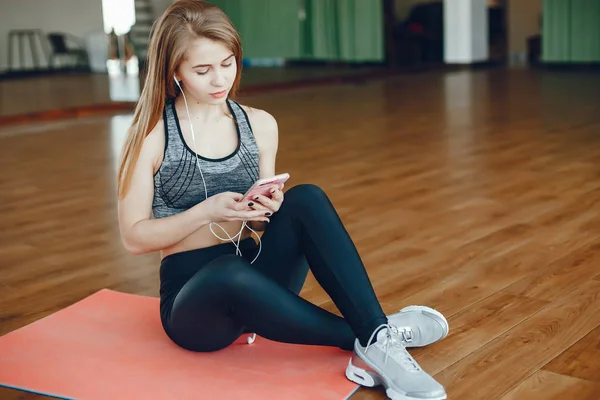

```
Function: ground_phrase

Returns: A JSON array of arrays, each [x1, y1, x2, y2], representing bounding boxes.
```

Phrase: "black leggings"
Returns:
[[159, 184, 388, 352]]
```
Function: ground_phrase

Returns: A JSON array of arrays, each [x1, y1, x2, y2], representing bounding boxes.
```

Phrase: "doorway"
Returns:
[[488, 0, 508, 63]]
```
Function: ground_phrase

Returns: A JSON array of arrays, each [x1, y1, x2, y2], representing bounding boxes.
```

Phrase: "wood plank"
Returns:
[[409, 292, 549, 376], [380, 240, 552, 318], [433, 280, 600, 399], [544, 325, 600, 383], [500, 370, 600, 400], [503, 242, 600, 301], [371, 223, 538, 307]]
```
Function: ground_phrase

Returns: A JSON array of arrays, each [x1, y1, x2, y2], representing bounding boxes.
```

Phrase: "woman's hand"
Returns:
[[202, 192, 271, 223], [247, 184, 284, 216]]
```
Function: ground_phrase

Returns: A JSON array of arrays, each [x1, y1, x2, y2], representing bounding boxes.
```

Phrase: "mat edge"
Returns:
[[344, 385, 361, 400], [0, 383, 74, 400]]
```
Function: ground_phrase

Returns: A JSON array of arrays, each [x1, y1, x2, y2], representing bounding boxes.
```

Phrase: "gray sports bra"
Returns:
[[152, 98, 260, 219]]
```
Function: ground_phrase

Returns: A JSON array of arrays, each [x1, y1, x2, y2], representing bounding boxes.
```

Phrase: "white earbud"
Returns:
[[247, 333, 256, 344]]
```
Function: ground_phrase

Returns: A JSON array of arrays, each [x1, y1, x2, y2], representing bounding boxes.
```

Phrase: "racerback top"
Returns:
[[152, 98, 260, 219]]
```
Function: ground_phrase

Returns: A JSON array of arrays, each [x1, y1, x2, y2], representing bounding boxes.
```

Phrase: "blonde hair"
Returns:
[[117, 0, 243, 198]]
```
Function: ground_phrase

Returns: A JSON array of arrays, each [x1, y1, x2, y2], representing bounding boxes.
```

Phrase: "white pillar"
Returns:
[[444, 0, 489, 64]]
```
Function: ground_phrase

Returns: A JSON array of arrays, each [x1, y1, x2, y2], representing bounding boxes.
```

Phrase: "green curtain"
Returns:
[[542, 0, 600, 62], [569, 0, 600, 62], [301, 0, 339, 60], [542, 0, 571, 62], [211, 0, 384, 62], [302, 0, 384, 62], [210, 0, 301, 58], [339, 0, 384, 62]]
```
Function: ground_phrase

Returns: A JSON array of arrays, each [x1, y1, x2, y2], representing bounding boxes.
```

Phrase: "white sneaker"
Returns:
[[387, 306, 449, 348], [346, 324, 447, 400]]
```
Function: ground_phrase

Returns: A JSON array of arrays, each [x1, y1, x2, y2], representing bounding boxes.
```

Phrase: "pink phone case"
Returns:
[[243, 173, 290, 201]]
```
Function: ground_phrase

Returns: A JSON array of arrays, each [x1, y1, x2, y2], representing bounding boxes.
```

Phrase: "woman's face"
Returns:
[[176, 37, 237, 104]]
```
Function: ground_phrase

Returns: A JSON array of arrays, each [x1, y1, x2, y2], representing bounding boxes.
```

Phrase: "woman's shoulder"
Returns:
[[236, 103, 278, 144], [134, 118, 166, 174], [147, 118, 166, 143]]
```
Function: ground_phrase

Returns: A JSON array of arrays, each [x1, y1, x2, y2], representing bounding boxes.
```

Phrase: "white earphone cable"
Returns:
[[175, 78, 262, 265]]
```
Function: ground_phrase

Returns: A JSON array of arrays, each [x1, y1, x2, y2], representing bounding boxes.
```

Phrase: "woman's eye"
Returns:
[[222, 63, 232, 68]]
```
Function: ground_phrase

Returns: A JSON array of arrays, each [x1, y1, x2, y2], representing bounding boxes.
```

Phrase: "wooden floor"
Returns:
[[0, 64, 386, 123], [1, 68, 600, 400]]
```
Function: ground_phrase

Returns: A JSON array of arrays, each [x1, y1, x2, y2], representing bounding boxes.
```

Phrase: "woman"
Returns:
[[117, 1, 448, 399]]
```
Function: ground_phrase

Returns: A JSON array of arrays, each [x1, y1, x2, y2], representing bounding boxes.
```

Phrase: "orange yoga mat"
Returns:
[[0, 289, 360, 400]]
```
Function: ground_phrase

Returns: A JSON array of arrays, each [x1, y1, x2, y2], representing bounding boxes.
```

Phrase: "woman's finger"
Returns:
[[247, 199, 269, 211], [227, 209, 271, 222], [252, 194, 279, 212], [270, 188, 284, 202], [231, 198, 265, 211]]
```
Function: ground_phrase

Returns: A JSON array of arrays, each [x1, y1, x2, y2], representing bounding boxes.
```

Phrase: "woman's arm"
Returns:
[[118, 123, 213, 254]]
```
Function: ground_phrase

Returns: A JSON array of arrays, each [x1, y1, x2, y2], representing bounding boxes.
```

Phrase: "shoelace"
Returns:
[[365, 324, 421, 372], [397, 326, 415, 344]]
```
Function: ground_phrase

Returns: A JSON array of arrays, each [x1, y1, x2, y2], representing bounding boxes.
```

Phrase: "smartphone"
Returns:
[[242, 173, 290, 201]]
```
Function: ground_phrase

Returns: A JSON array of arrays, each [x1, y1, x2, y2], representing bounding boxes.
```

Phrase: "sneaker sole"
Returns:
[[345, 356, 447, 400], [399, 305, 449, 345]]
